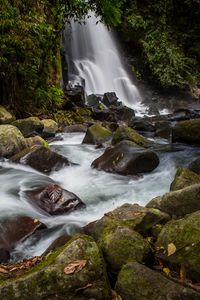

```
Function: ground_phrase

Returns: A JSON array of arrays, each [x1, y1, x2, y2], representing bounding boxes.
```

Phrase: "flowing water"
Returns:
[[0, 133, 199, 260], [64, 12, 144, 112]]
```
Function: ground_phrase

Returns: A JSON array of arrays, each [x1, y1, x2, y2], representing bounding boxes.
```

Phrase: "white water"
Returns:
[[64, 12, 143, 111], [0, 133, 199, 260]]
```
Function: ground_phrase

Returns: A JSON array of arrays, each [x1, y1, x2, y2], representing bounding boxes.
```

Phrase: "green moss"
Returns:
[[112, 126, 151, 147], [83, 124, 112, 144], [53, 110, 84, 125], [170, 167, 200, 191]]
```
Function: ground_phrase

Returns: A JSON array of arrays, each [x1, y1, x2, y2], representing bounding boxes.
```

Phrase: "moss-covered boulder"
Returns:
[[0, 106, 15, 124], [146, 184, 200, 216], [0, 125, 26, 158], [82, 124, 112, 145], [12, 117, 44, 137], [92, 140, 159, 175], [0, 235, 110, 299], [25, 136, 49, 148], [172, 119, 200, 144], [156, 211, 200, 282], [188, 157, 200, 175], [112, 125, 152, 147], [115, 262, 200, 300], [170, 167, 200, 191], [41, 119, 58, 138]]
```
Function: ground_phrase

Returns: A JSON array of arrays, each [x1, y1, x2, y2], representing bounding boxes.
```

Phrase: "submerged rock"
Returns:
[[170, 167, 200, 191], [0, 106, 15, 124], [0, 125, 26, 158], [26, 184, 85, 215], [92, 140, 159, 175], [12, 117, 44, 137], [172, 118, 200, 144], [115, 262, 200, 300], [82, 123, 112, 145]]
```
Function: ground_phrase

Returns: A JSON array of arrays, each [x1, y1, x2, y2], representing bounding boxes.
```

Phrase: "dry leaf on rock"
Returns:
[[167, 243, 176, 256], [0, 267, 8, 274], [64, 260, 87, 275]]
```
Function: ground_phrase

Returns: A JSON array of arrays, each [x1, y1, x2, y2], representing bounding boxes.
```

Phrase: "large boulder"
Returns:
[[170, 167, 200, 191], [10, 146, 71, 174], [156, 211, 200, 282], [172, 119, 200, 144], [12, 117, 44, 137], [115, 262, 200, 300], [0, 235, 110, 299], [41, 119, 58, 138], [129, 117, 155, 132], [188, 157, 200, 175], [0, 125, 26, 158], [113, 106, 135, 124], [92, 140, 159, 175], [102, 92, 118, 107], [0, 106, 15, 124], [146, 184, 200, 217], [112, 126, 152, 147], [82, 124, 112, 145], [25, 184, 85, 215]]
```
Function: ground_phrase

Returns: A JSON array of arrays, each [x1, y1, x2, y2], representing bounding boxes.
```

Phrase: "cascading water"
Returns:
[[64, 12, 142, 110]]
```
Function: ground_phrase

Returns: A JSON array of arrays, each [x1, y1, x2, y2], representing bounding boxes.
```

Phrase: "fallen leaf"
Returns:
[[64, 260, 87, 275], [167, 243, 176, 256], [163, 267, 170, 276], [0, 267, 8, 274]]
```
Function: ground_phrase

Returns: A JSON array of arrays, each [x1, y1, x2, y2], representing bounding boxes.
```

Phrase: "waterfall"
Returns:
[[64, 12, 142, 110]]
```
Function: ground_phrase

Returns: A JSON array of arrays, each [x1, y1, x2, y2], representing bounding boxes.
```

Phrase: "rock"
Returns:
[[87, 94, 101, 108], [25, 136, 49, 148], [114, 106, 135, 124], [65, 85, 85, 107], [188, 157, 200, 175], [170, 167, 200, 191], [25, 184, 86, 215], [0, 125, 26, 158], [10, 146, 71, 174], [156, 211, 200, 282], [115, 262, 200, 300], [41, 119, 58, 138], [148, 104, 160, 115], [155, 120, 172, 139], [64, 124, 87, 133], [112, 126, 152, 147], [82, 124, 112, 145], [146, 184, 200, 217], [102, 92, 118, 107], [0, 235, 110, 299], [172, 118, 200, 144], [129, 117, 155, 132], [91, 108, 117, 122], [92, 140, 159, 175], [12, 117, 44, 138], [0, 106, 15, 124]]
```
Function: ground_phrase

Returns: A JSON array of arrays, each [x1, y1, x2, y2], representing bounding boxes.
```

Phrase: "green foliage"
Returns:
[[35, 86, 64, 110]]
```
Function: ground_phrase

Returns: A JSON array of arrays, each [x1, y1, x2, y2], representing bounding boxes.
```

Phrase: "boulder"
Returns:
[[10, 146, 71, 174], [92, 140, 159, 175], [155, 120, 172, 139], [41, 119, 58, 138], [25, 136, 49, 148], [156, 211, 200, 282], [91, 108, 117, 122], [87, 94, 101, 108], [64, 124, 87, 133], [188, 157, 200, 175], [102, 92, 118, 107], [115, 262, 200, 300], [112, 126, 152, 147], [170, 167, 200, 191], [0, 106, 15, 124], [172, 118, 200, 144], [0, 235, 110, 299], [12, 117, 44, 138], [114, 106, 135, 124], [146, 184, 200, 217], [129, 117, 155, 132], [82, 124, 112, 145], [25, 184, 86, 215], [0, 125, 26, 158], [65, 85, 85, 107]]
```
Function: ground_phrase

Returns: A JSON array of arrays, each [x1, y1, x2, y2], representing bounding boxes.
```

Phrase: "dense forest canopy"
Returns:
[[0, 0, 200, 114]]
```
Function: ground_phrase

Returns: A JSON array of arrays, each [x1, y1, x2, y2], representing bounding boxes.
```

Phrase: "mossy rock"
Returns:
[[156, 211, 200, 282], [0, 125, 26, 158], [41, 119, 58, 137], [25, 136, 49, 148], [82, 124, 112, 145], [146, 184, 200, 217], [0, 106, 15, 124], [188, 157, 200, 175], [170, 167, 200, 191], [172, 119, 200, 144], [53, 110, 84, 126], [12, 117, 44, 138], [0, 235, 110, 299], [115, 262, 200, 299], [112, 125, 152, 147]]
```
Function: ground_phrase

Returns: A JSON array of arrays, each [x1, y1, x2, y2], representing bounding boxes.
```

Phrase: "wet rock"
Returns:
[[87, 94, 101, 108], [0, 249, 10, 263], [188, 157, 200, 175], [0, 235, 110, 299], [112, 125, 152, 147], [155, 120, 172, 139], [0, 125, 26, 158], [156, 211, 200, 282], [92, 140, 159, 175], [148, 104, 160, 116], [170, 167, 200, 191], [129, 117, 155, 132], [12, 117, 44, 138], [91, 108, 117, 122], [10, 146, 71, 174], [172, 118, 200, 144], [146, 184, 200, 217], [0, 106, 15, 124], [64, 124, 88, 132], [102, 92, 118, 107], [65, 85, 85, 107], [114, 106, 135, 124], [26, 184, 85, 215], [115, 262, 200, 300], [82, 123, 112, 145], [25, 136, 49, 148], [41, 119, 58, 138]]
